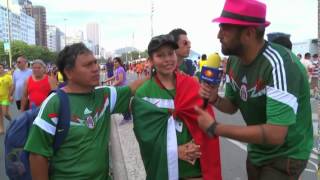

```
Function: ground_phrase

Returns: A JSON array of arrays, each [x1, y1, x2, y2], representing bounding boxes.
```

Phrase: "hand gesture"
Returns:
[[199, 83, 219, 104], [178, 140, 201, 165], [194, 106, 215, 132]]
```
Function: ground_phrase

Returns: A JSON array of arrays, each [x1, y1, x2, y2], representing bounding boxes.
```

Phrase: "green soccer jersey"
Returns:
[[135, 78, 201, 179], [225, 42, 313, 165], [24, 86, 131, 180]]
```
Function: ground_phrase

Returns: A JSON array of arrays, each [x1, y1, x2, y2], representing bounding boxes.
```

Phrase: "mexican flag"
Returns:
[[132, 72, 222, 180]]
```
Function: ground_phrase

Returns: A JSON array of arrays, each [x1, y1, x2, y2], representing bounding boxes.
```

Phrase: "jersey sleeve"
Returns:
[[265, 51, 300, 126], [24, 93, 59, 157], [109, 86, 131, 113], [224, 58, 238, 106]]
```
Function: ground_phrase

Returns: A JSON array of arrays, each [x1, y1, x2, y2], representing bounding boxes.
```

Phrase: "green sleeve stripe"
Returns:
[[109, 86, 117, 112], [33, 117, 56, 135], [267, 86, 297, 114], [142, 97, 174, 109]]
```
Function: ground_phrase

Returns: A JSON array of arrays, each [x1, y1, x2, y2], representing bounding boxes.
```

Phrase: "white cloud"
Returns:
[[30, 0, 317, 54]]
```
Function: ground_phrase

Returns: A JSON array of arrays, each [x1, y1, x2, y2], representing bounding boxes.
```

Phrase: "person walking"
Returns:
[[20, 59, 57, 111], [12, 55, 32, 110], [0, 63, 13, 134], [195, 0, 313, 179], [104, 57, 132, 124]]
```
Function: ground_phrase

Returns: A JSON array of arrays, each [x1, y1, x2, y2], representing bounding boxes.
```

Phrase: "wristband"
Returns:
[[206, 121, 219, 138]]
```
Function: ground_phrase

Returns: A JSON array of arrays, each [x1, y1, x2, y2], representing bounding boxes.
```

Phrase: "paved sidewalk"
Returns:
[[110, 114, 146, 180]]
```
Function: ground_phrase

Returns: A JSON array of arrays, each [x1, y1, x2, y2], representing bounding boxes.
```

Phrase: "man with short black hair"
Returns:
[[195, 0, 313, 179], [169, 28, 195, 76], [24, 43, 145, 180]]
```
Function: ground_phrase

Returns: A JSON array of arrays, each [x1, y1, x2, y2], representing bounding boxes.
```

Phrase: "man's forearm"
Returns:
[[129, 78, 147, 95], [213, 96, 238, 114], [29, 153, 49, 180], [214, 124, 287, 145]]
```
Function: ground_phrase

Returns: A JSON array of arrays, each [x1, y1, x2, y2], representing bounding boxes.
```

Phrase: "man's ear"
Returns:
[[147, 57, 154, 66], [63, 68, 73, 81], [241, 27, 255, 42]]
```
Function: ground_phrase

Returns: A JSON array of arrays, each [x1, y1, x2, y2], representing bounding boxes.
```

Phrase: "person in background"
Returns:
[[105, 58, 114, 85], [195, 0, 313, 179], [270, 35, 292, 50], [132, 34, 222, 180], [169, 28, 196, 76], [21, 59, 57, 111], [104, 57, 132, 124], [297, 53, 302, 60], [300, 52, 313, 79], [195, 54, 207, 79], [12, 55, 32, 110], [310, 54, 320, 98], [0, 63, 13, 134]]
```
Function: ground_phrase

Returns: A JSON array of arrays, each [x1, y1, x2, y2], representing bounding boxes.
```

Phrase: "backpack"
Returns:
[[4, 89, 71, 180]]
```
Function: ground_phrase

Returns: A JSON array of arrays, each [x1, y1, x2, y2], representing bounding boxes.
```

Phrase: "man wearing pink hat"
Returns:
[[195, 0, 313, 179]]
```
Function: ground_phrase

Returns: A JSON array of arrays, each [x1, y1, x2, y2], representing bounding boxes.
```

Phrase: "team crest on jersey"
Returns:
[[86, 115, 95, 129], [240, 76, 248, 101], [240, 84, 248, 101]]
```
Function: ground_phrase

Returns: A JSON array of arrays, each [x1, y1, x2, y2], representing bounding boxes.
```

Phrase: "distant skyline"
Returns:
[[2, 0, 318, 55]]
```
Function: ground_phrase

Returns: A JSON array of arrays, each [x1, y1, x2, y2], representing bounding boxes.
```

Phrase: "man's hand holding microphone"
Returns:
[[195, 53, 223, 138]]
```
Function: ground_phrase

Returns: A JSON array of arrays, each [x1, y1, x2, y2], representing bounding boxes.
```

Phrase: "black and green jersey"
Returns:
[[24, 86, 131, 180], [225, 42, 313, 165]]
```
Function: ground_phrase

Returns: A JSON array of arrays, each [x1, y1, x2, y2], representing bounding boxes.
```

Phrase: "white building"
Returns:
[[86, 22, 100, 55], [47, 25, 62, 52], [292, 39, 318, 56], [0, 4, 35, 45], [65, 30, 84, 46], [20, 11, 35, 44]]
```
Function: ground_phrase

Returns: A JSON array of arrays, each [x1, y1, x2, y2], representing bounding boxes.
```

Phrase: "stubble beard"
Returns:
[[221, 41, 244, 56]]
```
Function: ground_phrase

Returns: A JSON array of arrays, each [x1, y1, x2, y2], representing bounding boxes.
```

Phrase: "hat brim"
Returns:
[[148, 42, 178, 56], [212, 17, 270, 27]]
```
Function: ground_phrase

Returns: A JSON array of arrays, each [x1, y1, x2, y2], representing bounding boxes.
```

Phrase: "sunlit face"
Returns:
[[16, 57, 27, 70], [150, 45, 177, 77], [113, 60, 120, 68], [31, 63, 46, 78], [217, 24, 245, 56], [65, 53, 100, 88], [175, 34, 191, 58]]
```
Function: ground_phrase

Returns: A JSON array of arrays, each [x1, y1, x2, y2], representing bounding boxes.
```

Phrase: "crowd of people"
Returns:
[[0, 0, 317, 179]]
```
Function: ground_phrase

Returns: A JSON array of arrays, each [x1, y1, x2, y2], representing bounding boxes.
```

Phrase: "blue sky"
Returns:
[[4, 0, 318, 54]]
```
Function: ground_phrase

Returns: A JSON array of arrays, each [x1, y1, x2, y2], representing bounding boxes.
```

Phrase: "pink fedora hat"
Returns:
[[212, 0, 270, 27]]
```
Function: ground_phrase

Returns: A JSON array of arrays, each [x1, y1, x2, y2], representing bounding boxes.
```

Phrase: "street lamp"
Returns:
[[64, 18, 67, 46], [6, 0, 12, 68]]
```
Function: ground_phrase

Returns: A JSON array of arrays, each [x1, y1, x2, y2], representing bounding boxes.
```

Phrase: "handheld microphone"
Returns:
[[200, 53, 222, 109]]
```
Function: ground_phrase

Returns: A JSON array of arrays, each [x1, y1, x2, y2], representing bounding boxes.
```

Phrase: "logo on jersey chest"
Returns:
[[240, 77, 248, 101], [229, 75, 266, 101]]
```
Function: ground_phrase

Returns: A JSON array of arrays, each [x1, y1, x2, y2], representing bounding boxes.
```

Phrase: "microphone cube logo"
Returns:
[[200, 66, 223, 85]]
